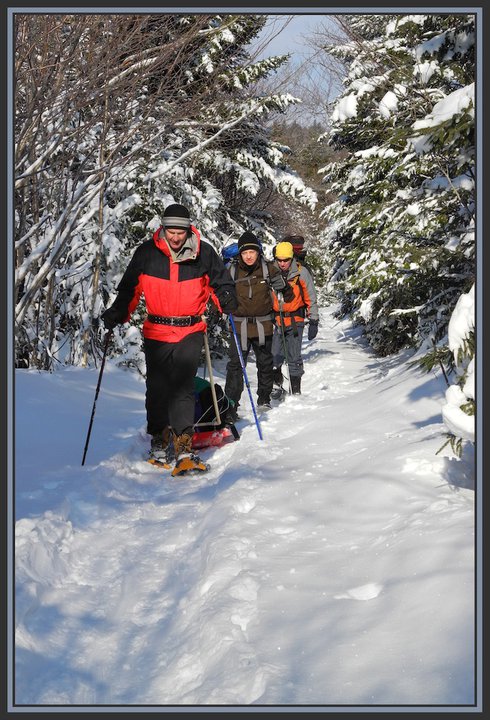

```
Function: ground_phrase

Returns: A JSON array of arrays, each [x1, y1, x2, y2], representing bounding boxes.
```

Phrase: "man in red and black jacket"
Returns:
[[102, 203, 237, 476]]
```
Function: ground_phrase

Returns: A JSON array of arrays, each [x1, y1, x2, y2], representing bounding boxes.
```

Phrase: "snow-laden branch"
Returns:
[[15, 176, 105, 326], [106, 57, 159, 87], [15, 172, 99, 287], [15, 136, 63, 188], [142, 100, 271, 183], [15, 213, 52, 249]]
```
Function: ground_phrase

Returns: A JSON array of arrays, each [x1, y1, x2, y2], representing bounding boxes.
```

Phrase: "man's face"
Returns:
[[164, 228, 188, 251], [241, 249, 259, 266]]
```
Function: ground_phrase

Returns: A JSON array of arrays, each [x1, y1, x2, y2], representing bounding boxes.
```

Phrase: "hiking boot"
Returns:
[[148, 426, 174, 467], [257, 395, 272, 410], [272, 366, 283, 387], [171, 431, 208, 477], [173, 430, 193, 458], [291, 376, 301, 395]]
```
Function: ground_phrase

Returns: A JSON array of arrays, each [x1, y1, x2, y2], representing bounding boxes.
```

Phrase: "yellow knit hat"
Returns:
[[275, 241, 294, 260]]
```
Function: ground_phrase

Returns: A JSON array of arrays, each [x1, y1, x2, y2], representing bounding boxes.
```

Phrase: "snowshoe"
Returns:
[[171, 453, 210, 477], [147, 456, 172, 469]]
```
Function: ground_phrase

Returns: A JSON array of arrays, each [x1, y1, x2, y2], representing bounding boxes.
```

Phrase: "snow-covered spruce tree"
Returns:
[[319, 13, 475, 362], [439, 284, 474, 457], [135, 14, 317, 250], [14, 13, 316, 370]]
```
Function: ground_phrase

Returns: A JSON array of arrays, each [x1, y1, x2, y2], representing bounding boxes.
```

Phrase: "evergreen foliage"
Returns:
[[319, 13, 475, 452]]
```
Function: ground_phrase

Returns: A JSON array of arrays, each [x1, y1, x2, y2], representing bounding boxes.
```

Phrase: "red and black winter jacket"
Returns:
[[107, 225, 237, 343]]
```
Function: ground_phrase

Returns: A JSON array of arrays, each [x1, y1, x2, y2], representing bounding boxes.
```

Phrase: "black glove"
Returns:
[[268, 272, 286, 292], [101, 307, 122, 331], [308, 319, 319, 340], [220, 291, 238, 315]]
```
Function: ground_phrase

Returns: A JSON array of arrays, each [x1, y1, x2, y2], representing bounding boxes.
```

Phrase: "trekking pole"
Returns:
[[229, 315, 263, 440], [81, 330, 112, 466], [277, 294, 293, 395], [203, 329, 221, 425]]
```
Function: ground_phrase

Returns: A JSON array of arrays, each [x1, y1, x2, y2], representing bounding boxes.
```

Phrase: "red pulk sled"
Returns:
[[192, 425, 238, 449]]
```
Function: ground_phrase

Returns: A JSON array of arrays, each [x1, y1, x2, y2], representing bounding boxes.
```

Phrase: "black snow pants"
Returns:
[[225, 332, 274, 406], [144, 331, 204, 436]]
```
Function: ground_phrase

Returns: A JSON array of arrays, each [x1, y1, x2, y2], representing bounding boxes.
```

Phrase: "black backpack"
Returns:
[[194, 377, 230, 429]]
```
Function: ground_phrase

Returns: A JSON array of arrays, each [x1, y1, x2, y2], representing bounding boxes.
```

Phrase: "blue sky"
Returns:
[[249, 13, 342, 121], [251, 14, 334, 63]]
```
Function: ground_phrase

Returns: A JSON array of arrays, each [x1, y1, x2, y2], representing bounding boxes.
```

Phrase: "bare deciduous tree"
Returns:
[[14, 13, 312, 369], [14, 14, 270, 366]]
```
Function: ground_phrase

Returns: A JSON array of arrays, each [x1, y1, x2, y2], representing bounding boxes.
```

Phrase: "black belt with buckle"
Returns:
[[147, 314, 202, 327]]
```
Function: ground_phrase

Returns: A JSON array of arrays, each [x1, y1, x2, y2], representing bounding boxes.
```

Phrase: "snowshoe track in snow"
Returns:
[[14, 306, 474, 705]]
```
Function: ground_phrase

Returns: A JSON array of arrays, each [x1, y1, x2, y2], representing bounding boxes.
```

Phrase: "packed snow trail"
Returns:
[[14, 306, 474, 707]]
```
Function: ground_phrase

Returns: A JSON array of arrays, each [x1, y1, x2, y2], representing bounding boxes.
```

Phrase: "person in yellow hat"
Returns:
[[271, 240, 319, 396]]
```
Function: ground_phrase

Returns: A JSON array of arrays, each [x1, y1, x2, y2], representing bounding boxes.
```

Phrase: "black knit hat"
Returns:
[[162, 203, 191, 229], [238, 231, 262, 254]]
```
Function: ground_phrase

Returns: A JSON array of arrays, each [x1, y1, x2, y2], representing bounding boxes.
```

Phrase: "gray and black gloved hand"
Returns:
[[268, 273, 286, 292], [308, 319, 319, 340]]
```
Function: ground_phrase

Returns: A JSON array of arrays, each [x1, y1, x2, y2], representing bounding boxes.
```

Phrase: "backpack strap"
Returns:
[[261, 257, 270, 285], [233, 314, 273, 349], [230, 256, 270, 283]]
